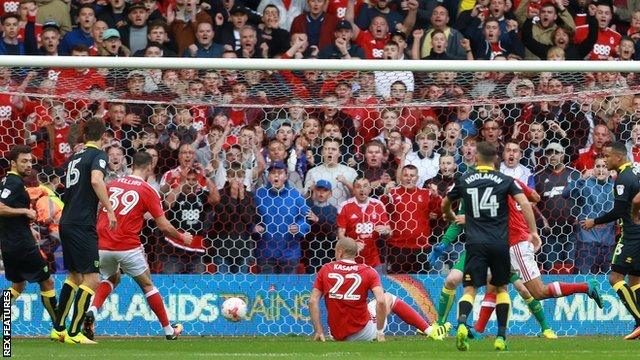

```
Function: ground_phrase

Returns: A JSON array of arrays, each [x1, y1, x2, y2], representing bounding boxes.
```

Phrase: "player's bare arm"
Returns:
[[309, 288, 326, 342], [91, 169, 116, 229], [584, 194, 626, 230], [0, 201, 36, 219], [371, 286, 387, 342], [155, 216, 193, 245]]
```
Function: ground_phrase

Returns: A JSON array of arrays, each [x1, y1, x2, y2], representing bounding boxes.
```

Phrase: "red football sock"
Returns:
[[145, 287, 170, 327], [91, 280, 114, 309], [474, 292, 496, 333], [546, 282, 589, 298], [392, 298, 429, 332]]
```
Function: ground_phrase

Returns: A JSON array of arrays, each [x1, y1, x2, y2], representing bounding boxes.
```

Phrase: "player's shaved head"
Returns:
[[476, 141, 498, 165], [336, 237, 358, 259]]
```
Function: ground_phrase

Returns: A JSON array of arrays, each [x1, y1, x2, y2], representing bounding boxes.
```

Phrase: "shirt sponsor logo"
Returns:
[[0, 189, 10, 199]]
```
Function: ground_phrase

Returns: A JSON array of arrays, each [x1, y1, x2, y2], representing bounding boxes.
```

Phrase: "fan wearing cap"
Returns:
[[212, 4, 248, 51], [60, 4, 96, 54], [304, 179, 338, 272], [318, 19, 365, 58], [254, 161, 311, 274], [98, 28, 131, 56], [533, 142, 581, 272], [36, 20, 62, 55], [117, 1, 150, 54]]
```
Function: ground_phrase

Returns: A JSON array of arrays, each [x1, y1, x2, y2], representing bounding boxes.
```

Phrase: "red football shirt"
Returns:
[[336, 198, 389, 267], [383, 187, 442, 249], [326, 0, 365, 19], [575, 25, 621, 60], [631, 145, 640, 167], [97, 175, 165, 251], [160, 166, 207, 189], [355, 31, 388, 59], [507, 179, 533, 247], [0, 93, 22, 158], [52, 125, 71, 168], [313, 259, 381, 341], [573, 145, 602, 172], [0, 0, 19, 15]]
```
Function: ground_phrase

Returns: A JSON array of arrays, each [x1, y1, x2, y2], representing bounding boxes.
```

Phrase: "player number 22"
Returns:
[[327, 273, 362, 301], [467, 187, 499, 218], [107, 187, 140, 215]]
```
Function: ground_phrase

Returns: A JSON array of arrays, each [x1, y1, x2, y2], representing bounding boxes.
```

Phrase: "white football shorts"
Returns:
[[99, 246, 149, 278], [509, 241, 541, 283]]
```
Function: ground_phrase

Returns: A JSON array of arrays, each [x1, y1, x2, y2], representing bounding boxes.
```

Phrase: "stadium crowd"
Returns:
[[0, 0, 637, 275]]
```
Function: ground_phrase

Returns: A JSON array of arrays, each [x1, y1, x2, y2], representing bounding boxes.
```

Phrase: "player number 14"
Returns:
[[467, 187, 499, 218]]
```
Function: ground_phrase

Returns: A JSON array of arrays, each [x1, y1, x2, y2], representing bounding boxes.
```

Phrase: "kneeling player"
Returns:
[[309, 237, 447, 342], [82, 151, 193, 340], [0, 146, 58, 338]]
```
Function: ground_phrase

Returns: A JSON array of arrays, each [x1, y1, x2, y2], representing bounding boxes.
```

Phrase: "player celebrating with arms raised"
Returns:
[[309, 237, 446, 341], [0, 146, 59, 335], [54, 119, 117, 345], [442, 142, 538, 351], [82, 151, 192, 341], [585, 142, 640, 339]]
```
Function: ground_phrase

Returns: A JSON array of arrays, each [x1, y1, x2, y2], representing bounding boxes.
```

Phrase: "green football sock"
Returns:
[[437, 287, 456, 325], [525, 297, 549, 331]]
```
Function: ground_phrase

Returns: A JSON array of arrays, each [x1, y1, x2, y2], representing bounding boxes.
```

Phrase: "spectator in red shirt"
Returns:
[[383, 164, 442, 274], [574, 1, 621, 60], [160, 142, 210, 194], [337, 177, 390, 271], [345, 5, 389, 59], [574, 124, 611, 172]]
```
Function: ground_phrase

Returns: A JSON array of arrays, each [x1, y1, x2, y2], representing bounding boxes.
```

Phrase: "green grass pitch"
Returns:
[[9, 336, 640, 359]]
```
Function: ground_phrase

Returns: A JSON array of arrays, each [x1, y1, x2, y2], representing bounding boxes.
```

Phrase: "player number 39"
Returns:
[[107, 187, 141, 215]]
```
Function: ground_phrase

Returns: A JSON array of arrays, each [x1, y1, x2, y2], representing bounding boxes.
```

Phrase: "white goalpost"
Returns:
[[0, 56, 636, 338]]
